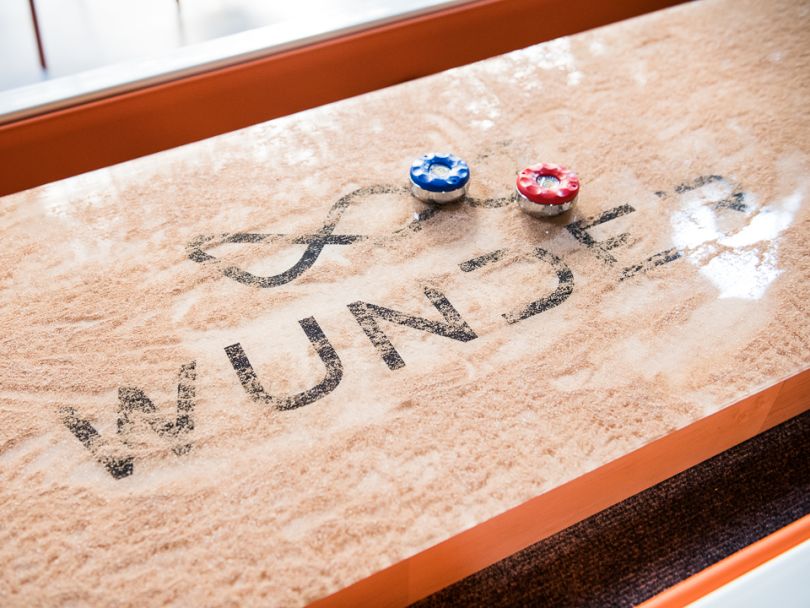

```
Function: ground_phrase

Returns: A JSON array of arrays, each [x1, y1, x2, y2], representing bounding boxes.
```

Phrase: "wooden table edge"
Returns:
[[0, 0, 684, 197], [308, 367, 810, 607]]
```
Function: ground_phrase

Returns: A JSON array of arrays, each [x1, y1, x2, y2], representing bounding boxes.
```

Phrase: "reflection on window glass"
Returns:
[[0, 0, 457, 92]]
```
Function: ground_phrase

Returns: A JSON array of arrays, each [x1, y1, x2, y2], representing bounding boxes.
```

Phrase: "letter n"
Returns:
[[348, 286, 477, 371]]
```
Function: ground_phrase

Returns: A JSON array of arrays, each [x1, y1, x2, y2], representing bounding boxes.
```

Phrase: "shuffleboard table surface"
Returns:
[[1, 0, 809, 605]]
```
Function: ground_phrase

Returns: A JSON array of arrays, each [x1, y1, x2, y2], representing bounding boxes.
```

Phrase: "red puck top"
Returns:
[[516, 163, 580, 205]]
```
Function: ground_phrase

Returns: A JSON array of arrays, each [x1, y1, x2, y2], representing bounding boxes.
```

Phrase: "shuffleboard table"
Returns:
[[1, 0, 808, 605]]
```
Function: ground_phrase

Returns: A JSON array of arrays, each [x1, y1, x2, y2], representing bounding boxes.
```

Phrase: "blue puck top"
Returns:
[[409, 153, 470, 192]]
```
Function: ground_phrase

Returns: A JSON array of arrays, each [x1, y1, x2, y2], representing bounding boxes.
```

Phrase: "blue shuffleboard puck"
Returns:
[[409, 153, 470, 204]]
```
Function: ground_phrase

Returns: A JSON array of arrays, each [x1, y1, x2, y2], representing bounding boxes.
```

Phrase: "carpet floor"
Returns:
[[415, 410, 810, 607]]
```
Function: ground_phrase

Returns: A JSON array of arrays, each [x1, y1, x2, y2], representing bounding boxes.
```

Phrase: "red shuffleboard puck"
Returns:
[[516, 163, 580, 217]]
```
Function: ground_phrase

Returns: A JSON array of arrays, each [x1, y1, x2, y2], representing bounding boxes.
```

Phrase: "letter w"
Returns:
[[59, 361, 196, 480]]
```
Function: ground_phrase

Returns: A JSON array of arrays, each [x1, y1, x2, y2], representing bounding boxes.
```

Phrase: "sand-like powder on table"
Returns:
[[1, 0, 809, 605]]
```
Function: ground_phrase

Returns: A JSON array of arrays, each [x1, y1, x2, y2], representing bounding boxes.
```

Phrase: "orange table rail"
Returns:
[[0, 0, 682, 196], [311, 372, 810, 607]]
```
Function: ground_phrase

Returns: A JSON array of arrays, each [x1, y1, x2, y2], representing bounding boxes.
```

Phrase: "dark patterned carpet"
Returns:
[[415, 410, 810, 607]]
